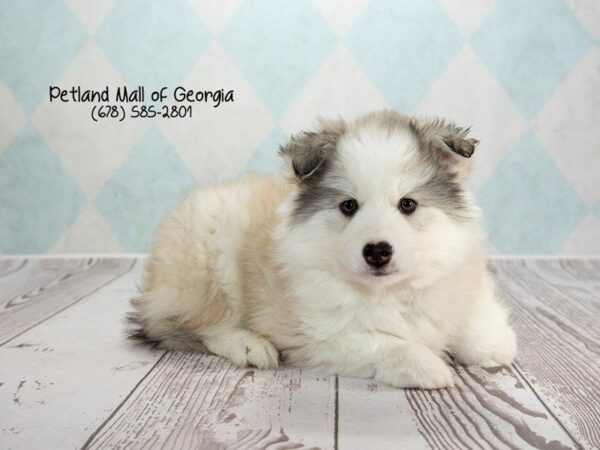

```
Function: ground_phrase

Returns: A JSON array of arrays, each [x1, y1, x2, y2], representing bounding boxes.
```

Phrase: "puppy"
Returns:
[[128, 109, 517, 389]]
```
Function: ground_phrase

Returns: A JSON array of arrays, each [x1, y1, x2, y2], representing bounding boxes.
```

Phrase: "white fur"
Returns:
[[134, 112, 517, 389]]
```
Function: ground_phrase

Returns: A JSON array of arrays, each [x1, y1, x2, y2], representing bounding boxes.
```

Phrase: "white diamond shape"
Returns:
[[158, 42, 275, 183], [534, 46, 600, 204], [49, 205, 123, 253], [32, 42, 149, 196], [313, 0, 369, 36], [188, 0, 244, 35], [281, 44, 387, 134], [565, 0, 600, 39], [561, 213, 600, 255], [414, 45, 528, 190], [0, 81, 26, 153], [438, 0, 496, 36], [64, 0, 117, 33]]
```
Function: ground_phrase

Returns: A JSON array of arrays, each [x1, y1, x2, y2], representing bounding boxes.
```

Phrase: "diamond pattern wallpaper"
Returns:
[[0, 0, 598, 254]]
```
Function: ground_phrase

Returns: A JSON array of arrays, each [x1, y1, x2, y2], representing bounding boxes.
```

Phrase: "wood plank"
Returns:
[[83, 352, 337, 450], [0, 258, 134, 345], [0, 258, 165, 450], [490, 259, 600, 450], [0, 258, 85, 304], [338, 363, 578, 450]]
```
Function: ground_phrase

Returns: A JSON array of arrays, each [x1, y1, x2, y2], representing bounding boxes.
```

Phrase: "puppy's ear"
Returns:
[[410, 117, 479, 179], [280, 119, 346, 180]]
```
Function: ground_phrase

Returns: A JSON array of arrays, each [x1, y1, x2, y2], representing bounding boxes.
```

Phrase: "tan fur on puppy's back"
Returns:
[[133, 174, 293, 346]]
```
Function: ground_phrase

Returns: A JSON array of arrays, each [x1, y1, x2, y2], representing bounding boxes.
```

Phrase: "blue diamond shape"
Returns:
[[0, 0, 87, 112], [345, 0, 462, 113], [0, 125, 86, 253], [95, 0, 212, 89], [245, 127, 287, 174], [471, 0, 590, 119], [477, 131, 587, 254], [94, 126, 196, 252], [220, 0, 336, 117]]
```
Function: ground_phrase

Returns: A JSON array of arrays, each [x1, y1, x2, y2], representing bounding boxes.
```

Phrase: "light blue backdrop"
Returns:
[[0, 0, 598, 254]]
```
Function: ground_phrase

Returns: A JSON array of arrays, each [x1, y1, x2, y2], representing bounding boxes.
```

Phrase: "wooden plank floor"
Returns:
[[0, 257, 598, 450]]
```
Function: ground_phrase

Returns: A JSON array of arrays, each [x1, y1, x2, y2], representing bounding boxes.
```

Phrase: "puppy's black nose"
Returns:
[[363, 241, 393, 268]]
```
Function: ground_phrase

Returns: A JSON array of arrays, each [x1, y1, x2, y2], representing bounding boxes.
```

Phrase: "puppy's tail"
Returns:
[[125, 298, 208, 353]]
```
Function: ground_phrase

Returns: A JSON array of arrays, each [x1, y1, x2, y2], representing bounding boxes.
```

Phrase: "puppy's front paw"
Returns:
[[478, 328, 517, 368], [455, 325, 517, 368], [204, 329, 279, 370], [375, 346, 454, 389], [245, 335, 280, 370]]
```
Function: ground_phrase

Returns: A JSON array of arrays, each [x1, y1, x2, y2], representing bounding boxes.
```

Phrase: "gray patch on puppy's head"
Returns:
[[413, 168, 477, 221], [279, 118, 347, 223], [279, 118, 346, 179], [292, 179, 347, 223]]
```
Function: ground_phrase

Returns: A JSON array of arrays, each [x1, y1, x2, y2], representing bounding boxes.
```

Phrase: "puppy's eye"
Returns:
[[399, 198, 417, 215], [339, 199, 359, 217]]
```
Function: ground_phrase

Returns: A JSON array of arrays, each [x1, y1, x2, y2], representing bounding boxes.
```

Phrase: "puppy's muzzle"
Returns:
[[363, 241, 393, 268]]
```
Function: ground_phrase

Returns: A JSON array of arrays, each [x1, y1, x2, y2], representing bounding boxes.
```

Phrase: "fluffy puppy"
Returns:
[[128, 109, 517, 389]]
